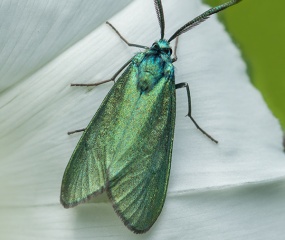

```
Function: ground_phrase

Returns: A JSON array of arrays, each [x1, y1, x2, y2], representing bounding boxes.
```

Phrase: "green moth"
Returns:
[[61, 0, 242, 234]]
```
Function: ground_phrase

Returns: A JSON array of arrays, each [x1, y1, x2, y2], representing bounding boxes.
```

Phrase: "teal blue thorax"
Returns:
[[136, 39, 174, 93]]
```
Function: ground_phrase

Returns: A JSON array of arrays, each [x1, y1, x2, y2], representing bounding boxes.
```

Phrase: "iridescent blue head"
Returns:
[[150, 39, 172, 57]]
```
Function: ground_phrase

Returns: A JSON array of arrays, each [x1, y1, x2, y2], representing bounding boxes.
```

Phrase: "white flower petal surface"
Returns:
[[1, 0, 285, 239], [0, 0, 132, 91]]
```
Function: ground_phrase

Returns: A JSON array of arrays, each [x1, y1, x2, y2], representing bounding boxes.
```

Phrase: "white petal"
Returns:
[[1, 0, 284, 239], [0, 0, 132, 91]]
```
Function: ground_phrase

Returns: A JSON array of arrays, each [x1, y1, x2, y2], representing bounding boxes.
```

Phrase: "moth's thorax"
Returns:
[[135, 40, 174, 93]]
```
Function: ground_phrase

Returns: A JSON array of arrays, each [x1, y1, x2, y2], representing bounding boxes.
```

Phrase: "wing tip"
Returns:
[[106, 186, 154, 234]]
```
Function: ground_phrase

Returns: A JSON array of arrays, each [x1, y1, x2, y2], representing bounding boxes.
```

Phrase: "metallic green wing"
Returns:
[[61, 52, 176, 233]]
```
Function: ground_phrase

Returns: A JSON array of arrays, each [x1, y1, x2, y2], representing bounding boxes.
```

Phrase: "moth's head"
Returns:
[[151, 39, 172, 57]]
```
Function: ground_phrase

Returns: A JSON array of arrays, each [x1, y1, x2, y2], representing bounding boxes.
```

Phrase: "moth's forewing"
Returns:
[[60, 63, 137, 208]]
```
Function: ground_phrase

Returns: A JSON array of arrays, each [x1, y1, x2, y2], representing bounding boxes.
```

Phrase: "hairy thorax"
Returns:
[[137, 53, 172, 93]]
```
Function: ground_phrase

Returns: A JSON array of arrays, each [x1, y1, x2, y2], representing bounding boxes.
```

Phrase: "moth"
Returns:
[[61, 0, 242, 234]]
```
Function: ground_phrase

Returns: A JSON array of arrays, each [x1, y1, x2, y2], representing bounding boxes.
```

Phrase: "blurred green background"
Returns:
[[205, 0, 285, 131]]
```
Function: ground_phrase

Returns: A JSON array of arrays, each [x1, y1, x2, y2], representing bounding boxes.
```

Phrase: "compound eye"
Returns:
[[162, 48, 172, 56], [152, 43, 159, 49]]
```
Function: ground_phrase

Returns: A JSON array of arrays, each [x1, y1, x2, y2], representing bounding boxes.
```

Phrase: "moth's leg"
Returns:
[[71, 20, 144, 87], [68, 128, 86, 135], [175, 82, 218, 144], [68, 57, 132, 134], [172, 37, 179, 63], [106, 21, 149, 50], [71, 57, 132, 87]]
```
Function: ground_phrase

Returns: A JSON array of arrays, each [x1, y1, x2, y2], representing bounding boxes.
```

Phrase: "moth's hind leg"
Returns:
[[175, 82, 218, 144]]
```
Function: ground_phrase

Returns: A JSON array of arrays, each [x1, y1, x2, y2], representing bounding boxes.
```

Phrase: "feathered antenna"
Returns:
[[154, 0, 165, 39], [168, 0, 242, 42]]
